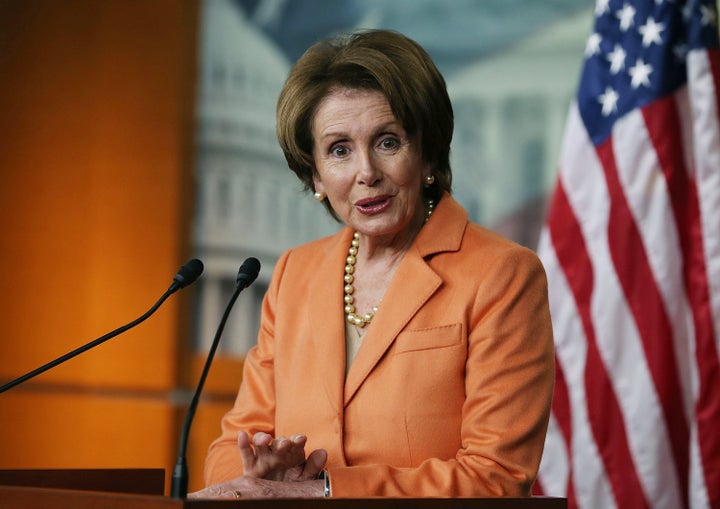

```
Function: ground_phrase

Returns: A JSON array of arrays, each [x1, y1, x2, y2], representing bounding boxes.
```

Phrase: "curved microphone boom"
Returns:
[[171, 257, 261, 498], [0, 259, 204, 394]]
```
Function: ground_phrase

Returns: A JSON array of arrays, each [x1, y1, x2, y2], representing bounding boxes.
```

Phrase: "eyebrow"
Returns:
[[318, 120, 403, 143]]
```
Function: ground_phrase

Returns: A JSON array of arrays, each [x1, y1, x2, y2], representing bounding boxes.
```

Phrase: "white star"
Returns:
[[607, 44, 627, 74], [700, 5, 718, 27], [682, 3, 693, 21], [673, 43, 688, 61], [585, 33, 603, 57], [639, 17, 665, 47], [629, 59, 654, 88], [599, 87, 620, 116], [616, 3, 637, 31], [595, 0, 610, 16]]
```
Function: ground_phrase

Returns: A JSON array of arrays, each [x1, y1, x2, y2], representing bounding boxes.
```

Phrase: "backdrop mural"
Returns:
[[191, 0, 592, 356]]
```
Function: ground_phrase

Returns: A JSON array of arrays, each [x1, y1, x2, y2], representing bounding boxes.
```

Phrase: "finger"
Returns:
[[290, 434, 307, 446], [302, 448, 328, 479], [271, 436, 291, 454], [252, 432, 274, 465], [253, 431, 273, 448], [237, 431, 257, 469], [188, 483, 230, 500], [284, 435, 308, 465]]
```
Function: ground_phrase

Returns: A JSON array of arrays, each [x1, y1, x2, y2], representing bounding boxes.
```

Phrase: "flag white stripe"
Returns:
[[535, 231, 570, 497], [689, 423, 711, 509], [537, 409, 570, 495]]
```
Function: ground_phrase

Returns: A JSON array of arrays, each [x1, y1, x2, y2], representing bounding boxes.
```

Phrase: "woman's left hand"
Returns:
[[188, 476, 325, 499]]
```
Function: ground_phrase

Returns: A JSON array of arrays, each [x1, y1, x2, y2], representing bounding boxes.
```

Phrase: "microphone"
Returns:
[[171, 257, 261, 498], [0, 259, 204, 394]]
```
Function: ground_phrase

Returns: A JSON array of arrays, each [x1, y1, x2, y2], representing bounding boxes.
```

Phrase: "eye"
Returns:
[[379, 137, 400, 150], [330, 144, 349, 158]]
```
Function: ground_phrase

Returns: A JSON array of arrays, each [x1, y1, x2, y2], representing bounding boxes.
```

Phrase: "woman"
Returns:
[[192, 29, 554, 499]]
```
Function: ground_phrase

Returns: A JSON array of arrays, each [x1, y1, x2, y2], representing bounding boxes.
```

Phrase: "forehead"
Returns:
[[312, 88, 397, 134]]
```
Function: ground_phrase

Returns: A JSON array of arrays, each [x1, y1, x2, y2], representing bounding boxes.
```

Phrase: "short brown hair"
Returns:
[[276, 29, 453, 217]]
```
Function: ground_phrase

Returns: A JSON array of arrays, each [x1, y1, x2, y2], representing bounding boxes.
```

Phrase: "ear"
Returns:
[[313, 174, 325, 195]]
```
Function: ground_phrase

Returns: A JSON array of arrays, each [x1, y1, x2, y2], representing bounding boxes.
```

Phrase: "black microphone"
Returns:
[[171, 257, 261, 498], [0, 259, 204, 394]]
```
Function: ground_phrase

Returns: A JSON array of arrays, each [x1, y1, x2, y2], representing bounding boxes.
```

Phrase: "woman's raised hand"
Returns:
[[188, 430, 328, 500], [238, 431, 327, 482]]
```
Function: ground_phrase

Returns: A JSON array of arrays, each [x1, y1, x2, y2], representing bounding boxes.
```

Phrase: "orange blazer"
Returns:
[[204, 194, 555, 498]]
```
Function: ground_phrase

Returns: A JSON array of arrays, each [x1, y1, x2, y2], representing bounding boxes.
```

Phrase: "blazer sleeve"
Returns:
[[202, 251, 288, 485], [327, 246, 555, 497]]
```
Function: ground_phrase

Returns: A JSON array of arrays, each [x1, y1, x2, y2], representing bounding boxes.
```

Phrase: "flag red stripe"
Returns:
[[596, 135, 691, 507], [548, 179, 649, 508], [532, 474, 546, 497]]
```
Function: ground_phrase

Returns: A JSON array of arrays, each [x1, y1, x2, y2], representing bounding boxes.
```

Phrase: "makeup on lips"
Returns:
[[355, 195, 393, 215]]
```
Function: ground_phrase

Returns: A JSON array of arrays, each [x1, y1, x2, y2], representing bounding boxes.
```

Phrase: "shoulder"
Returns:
[[462, 222, 542, 267], [426, 219, 547, 301], [270, 228, 348, 283], [285, 231, 341, 258]]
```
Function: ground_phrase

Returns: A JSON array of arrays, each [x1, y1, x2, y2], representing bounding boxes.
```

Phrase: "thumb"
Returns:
[[302, 448, 328, 479]]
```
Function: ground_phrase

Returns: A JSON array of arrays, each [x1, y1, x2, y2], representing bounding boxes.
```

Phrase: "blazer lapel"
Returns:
[[343, 243, 443, 405]]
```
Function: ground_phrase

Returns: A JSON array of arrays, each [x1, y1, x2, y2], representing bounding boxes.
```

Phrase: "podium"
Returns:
[[0, 469, 567, 508]]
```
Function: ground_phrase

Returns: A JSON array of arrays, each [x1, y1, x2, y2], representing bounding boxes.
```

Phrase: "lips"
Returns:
[[355, 195, 392, 215]]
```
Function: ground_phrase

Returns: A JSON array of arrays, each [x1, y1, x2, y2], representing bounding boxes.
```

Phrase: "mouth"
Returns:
[[354, 195, 392, 215]]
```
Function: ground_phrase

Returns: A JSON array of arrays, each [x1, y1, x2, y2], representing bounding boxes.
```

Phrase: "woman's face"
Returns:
[[312, 88, 430, 240]]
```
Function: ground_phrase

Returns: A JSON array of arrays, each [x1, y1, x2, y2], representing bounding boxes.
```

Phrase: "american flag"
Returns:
[[534, 1, 720, 508]]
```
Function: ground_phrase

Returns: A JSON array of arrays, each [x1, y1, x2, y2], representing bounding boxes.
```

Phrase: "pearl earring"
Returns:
[[424, 174, 435, 185], [313, 191, 326, 201]]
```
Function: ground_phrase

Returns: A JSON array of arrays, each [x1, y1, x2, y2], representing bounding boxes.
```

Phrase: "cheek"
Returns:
[[316, 165, 353, 190]]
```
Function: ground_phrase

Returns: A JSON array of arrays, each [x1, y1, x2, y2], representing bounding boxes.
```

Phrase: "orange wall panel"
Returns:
[[0, 0, 200, 489], [0, 0, 198, 391], [0, 390, 176, 469]]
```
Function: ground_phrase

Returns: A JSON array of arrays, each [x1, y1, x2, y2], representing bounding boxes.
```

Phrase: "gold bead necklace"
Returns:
[[343, 199, 434, 328]]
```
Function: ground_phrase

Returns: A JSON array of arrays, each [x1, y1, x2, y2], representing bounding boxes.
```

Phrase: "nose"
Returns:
[[356, 149, 382, 186]]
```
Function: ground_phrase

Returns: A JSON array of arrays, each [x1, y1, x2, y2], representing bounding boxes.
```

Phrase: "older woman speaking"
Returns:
[[192, 29, 554, 500]]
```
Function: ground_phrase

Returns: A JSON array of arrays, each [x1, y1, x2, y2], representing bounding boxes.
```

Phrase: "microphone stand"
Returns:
[[171, 257, 260, 498], [0, 259, 204, 394]]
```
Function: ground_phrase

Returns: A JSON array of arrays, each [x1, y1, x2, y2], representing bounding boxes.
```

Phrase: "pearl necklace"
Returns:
[[344, 199, 435, 328]]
